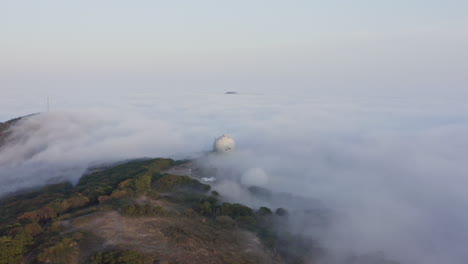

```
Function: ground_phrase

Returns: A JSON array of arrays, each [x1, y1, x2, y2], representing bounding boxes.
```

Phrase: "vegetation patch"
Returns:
[[154, 174, 210, 192], [75, 159, 174, 201], [88, 249, 148, 264], [0, 157, 318, 264], [0, 231, 33, 264], [120, 203, 165, 217], [37, 235, 81, 264], [0, 182, 73, 224]]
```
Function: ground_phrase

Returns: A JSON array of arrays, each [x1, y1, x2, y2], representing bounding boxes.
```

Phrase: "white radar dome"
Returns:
[[213, 134, 236, 153]]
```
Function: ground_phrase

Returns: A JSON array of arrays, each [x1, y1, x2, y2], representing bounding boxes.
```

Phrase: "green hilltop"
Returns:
[[0, 158, 312, 264], [0, 115, 400, 264]]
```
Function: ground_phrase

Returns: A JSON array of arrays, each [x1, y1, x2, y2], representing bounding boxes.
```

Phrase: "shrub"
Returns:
[[54, 194, 90, 213], [182, 209, 198, 218], [24, 222, 43, 237], [110, 190, 129, 199], [98, 195, 111, 204], [237, 216, 258, 230], [133, 173, 152, 194], [17, 194, 89, 224], [275, 208, 288, 216], [0, 236, 24, 264], [0, 231, 33, 264], [121, 204, 165, 217], [255, 207, 274, 231], [17, 206, 57, 223], [160, 226, 189, 243], [37, 237, 80, 264], [98, 190, 130, 204], [0, 182, 72, 224], [257, 207, 273, 216], [75, 158, 173, 201], [220, 203, 254, 219], [89, 249, 146, 264], [147, 158, 174, 172], [49, 220, 63, 233], [199, 201, 213, 216], [121, 204, 136, 216], [257, 228, 277, 249], [155, 175, 210, 192], [192, 196, 218, 216], [117, 179, 132, 189], [215, 216, 236, 228], [147, 190, 160, 200], [173, 159, 191, 166]]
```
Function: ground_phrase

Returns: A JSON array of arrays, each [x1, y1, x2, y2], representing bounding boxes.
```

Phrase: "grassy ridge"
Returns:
[[0, 158, 174, 264], [0, 157, 400, 264], [0, 158, 294, 264]]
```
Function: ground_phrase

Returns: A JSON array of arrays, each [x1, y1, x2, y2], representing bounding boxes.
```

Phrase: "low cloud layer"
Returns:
[[1, 91, 467, 263], [0, 110, 192, 195]]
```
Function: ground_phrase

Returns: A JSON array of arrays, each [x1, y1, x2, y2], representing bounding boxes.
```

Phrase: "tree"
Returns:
[[37, 237, 80, 264], [257, 207, 273, 216], [275, 208, 288, 216], [133, 173, 152, 194], [0, 231, 33, 264], [89, 249, 145, 264]]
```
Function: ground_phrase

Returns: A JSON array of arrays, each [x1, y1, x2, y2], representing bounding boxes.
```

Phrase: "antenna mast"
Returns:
[[47, 96, 50, 113]]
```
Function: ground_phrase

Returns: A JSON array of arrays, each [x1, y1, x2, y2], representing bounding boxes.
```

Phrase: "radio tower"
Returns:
[[47, 96, 50, 113]]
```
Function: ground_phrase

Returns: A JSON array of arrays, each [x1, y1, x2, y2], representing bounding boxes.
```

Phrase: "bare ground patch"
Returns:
[[72, 211, 282, 264]]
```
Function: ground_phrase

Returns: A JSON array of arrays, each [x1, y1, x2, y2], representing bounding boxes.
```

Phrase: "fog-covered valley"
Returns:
[[1, 90, 467, 263]]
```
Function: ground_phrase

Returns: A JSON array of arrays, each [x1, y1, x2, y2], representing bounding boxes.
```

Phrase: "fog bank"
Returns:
[[1, 92, 468, 263]]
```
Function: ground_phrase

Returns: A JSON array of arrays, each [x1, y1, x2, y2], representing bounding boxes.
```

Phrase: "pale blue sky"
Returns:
[[2, 1, 467, 68], [1, 0, 467, 116]]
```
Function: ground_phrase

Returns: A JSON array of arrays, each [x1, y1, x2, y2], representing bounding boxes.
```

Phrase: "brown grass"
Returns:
[[72, 210, 282, 264]]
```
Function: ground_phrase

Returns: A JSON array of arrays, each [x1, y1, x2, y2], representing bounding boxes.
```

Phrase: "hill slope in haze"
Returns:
[[0, 114, 401, 264], [0, 158, 316, 264], [0, 116, 22, 148], [0, 114, 38, 150]]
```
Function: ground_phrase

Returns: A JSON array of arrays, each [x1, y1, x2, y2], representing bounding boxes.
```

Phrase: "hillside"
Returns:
[[0, 117, 19, 148], [0, 114, 37, 149], [0, 158, 316, 264], [0, 114, 401, 264]]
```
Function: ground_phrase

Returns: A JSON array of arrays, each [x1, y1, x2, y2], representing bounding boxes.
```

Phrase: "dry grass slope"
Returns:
[[73, 210, 281, 264]]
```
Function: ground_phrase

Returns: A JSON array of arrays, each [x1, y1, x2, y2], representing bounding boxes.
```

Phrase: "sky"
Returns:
[[1, 1, 468, 263], [1, 0, 468, 120]]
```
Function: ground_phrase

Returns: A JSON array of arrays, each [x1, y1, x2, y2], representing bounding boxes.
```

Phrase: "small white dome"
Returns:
[[213, 134, 236, 153]]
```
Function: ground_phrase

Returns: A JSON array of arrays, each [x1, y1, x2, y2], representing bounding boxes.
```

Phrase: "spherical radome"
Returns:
[[213, 134, 236, 153]]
